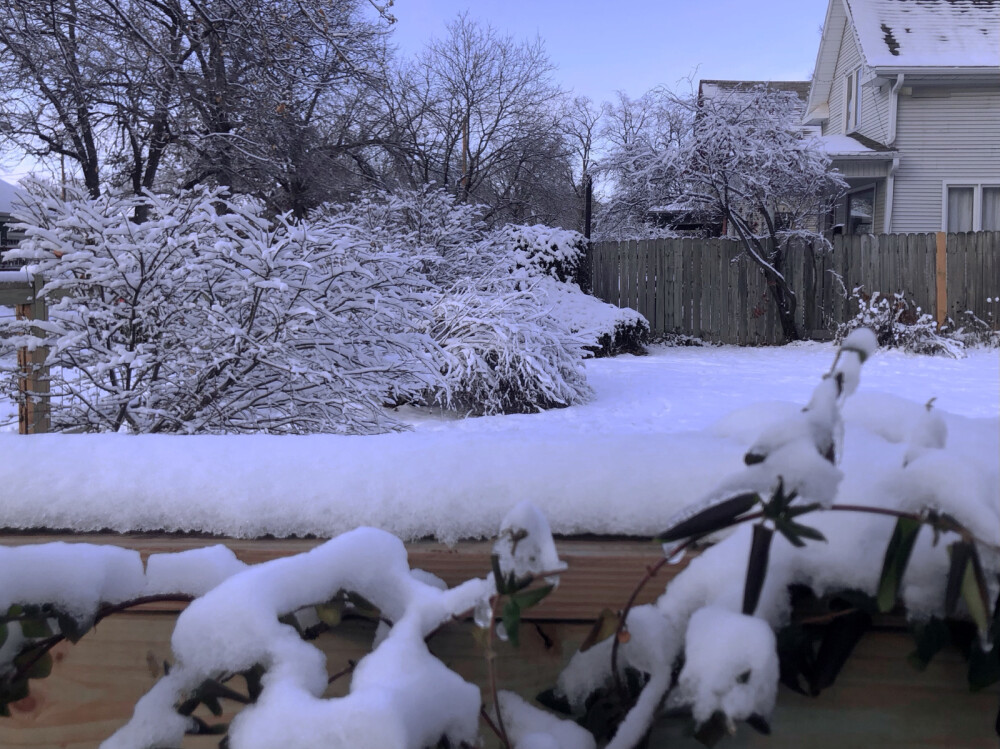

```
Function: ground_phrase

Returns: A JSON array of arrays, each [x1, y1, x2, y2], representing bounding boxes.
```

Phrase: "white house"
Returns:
[[804, 0, 1000, 234]]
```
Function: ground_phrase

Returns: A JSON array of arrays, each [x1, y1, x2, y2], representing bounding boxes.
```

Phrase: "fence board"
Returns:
[[589, 231, 998, 344]]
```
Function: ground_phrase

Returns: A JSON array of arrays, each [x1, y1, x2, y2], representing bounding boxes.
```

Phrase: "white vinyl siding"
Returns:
[[824, 22, 891, 144], [890, 88, 1000, 233]]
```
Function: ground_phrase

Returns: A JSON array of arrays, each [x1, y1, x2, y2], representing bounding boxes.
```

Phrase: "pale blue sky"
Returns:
[[388, 0, 831, 103]]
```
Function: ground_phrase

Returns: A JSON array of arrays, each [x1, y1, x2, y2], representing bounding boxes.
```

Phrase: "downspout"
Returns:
[[884, 74, 904, 232], [884, 156, 900, 233]]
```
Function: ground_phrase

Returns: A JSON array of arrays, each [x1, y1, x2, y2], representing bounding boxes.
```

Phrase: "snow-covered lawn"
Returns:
[[0, 342, 996, 542]]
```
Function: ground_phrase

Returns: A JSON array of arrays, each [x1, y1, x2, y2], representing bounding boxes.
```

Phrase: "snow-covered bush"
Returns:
[[544, 329, 998, 746], [504, 224, 588, 288], [0, 502, 581, 749], [0, 182, 440, 434], [837, 287, 964, 358], [421, 274, 594, 415]]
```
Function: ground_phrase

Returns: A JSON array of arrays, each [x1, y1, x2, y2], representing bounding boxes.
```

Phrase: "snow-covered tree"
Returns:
[[599, 85, 846, 340]]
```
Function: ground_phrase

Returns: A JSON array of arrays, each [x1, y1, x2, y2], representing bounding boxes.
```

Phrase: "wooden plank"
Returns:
[[738, 257, 750, 345], [728, 243, 740, 344], [947, 232, 964, 323], [0, 534, 672, 623], [672, 240, 684, 333], [681, 238, 694, 334], [719, 240, 731, 344], [0, 614, 996, 749], [690, 241, 702, 338], [936, 232, 948, 326]]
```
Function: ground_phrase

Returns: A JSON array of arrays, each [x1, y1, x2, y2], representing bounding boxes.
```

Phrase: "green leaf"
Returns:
[[203, 696, 223, 717], [14, 650, 53, 680], [580, 608, 619, 653], [0, 622, 7, 650], [20, 618, 53, 639], [876, 516, 921, 613], [535, 688, 572, 716], [774, 517, 806, 548], [810, 610, 871, 695], [511, 584, 553, 611], [314, 602, 343, 628], [501, 600, 521, 647], [743, 524, 773, 616], [968, 642, 1000, 692], [243, 664, 265, 702], [745, 713, 771, 735], [658, 493, 759, 543], [56, 612, 91, 644], [693, 710, 732, 747], [908, 617, 950, 671], [785, 502, 822, 519], [960, 545, 990, 637], [945, 542, 973, 617]]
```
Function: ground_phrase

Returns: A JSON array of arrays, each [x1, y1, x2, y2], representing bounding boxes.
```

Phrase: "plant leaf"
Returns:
[[501, 600, 521, 647], [908, 617, 950, 671], [20, 618, 53, 639], [15, 650, 53, 680], [315, 602, 343, 628], [743, 524, 773, 616], [511, 584, 554, 611], [658, 493, 759, 543], [876, 516, 922, 613], [810, 610, 871, 695], [945, 542, 973, 617], [960, 545, 990, 637], [967, 641, 1000, 692]]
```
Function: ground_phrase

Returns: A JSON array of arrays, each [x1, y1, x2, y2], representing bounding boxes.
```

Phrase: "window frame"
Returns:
[[942, 182, 1000, 232], [845, 68, 862, 132]]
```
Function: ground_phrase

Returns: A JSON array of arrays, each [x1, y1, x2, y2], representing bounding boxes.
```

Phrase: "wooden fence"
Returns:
[[589, 232, 1000, 345]]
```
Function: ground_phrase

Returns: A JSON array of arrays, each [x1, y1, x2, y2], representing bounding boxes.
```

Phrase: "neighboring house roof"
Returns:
[[699, 80, 812, 102], [0, 180, 25, 217], [845, 0, 1000, 69]]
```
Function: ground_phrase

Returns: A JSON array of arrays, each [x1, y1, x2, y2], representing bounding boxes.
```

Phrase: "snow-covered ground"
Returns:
[[0, 342, 996, 542]]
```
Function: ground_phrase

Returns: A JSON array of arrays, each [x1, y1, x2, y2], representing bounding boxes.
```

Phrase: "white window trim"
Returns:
[[941, 182, 1000, 231], [845, 68, 862, 133]]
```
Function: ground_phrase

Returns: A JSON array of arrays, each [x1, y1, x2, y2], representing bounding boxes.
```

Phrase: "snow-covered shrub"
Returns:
[[422, 274, 594, 415], [0, 182, 439, 434], [536, 279, 649, 357], [837, 287, 964, 358], [547, 328, 998, 746], [321, 186, 490, 284], [504, 224, 588, 289], [0, 502, 580, 749]]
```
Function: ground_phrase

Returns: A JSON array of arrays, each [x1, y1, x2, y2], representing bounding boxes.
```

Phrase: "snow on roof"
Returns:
[[812, 133, 898, 158], [0, 180, 26, 216], [845, 0, 1000, 68]]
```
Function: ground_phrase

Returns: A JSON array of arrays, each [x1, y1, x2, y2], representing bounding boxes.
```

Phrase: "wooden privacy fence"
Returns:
[[589, 232, 1000, 345]]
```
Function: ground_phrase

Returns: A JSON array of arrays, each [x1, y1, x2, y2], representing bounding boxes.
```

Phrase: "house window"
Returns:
[[947, 186, 975, 232], [983, 187, 1000, 231], [847, 187, 875, 234], [845, 68, 862, 131]]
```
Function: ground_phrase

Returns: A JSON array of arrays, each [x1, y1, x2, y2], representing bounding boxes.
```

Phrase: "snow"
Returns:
[[675, 606, 778, 726], [846, 0, 1000, 68], [0, 343, 995, 541], [812, 134, 893, 158]]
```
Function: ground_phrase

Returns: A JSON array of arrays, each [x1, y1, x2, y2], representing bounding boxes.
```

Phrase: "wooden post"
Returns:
[[16, 274, 49, 434], [935, 231, 947, 327]]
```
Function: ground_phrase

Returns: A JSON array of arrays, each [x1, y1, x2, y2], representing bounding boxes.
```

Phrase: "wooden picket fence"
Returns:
[[589, 232, 1000, 345]]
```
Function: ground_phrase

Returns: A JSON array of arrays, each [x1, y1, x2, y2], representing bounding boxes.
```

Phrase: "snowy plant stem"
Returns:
[[485, 592, 513, 749], [611, 538, 698, 694], [9, 594, 194, 684]]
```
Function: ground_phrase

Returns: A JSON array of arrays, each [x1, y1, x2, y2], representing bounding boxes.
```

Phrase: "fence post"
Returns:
[[935, 231, 947, 327], [16, 273, 50, 434]]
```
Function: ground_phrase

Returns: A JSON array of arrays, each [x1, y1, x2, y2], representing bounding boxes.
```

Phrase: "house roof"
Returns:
[[845, 0, 1000, 69], [699, 80, 812, 101], [0, 180, 25, 217], [812, 132, 898, 159], [805, 0, 1000, 124]]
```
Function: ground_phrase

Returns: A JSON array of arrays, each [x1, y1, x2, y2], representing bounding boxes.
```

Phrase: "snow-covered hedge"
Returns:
[[0, 183, 440, 434], [2, 185, 638, 430]]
